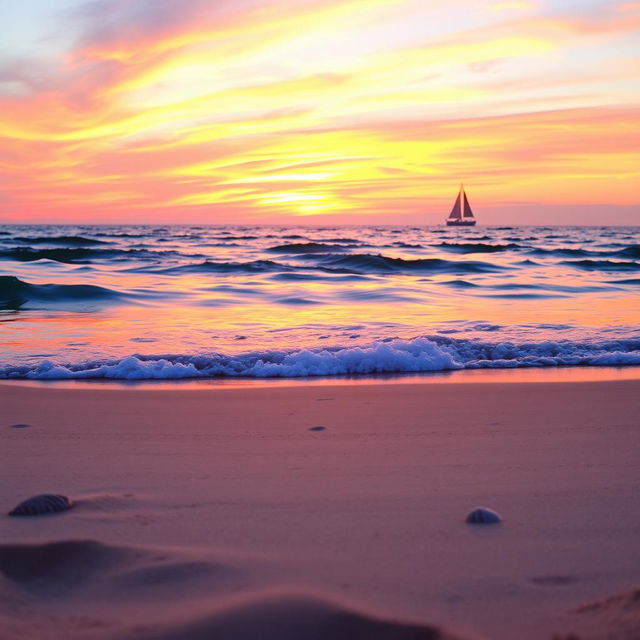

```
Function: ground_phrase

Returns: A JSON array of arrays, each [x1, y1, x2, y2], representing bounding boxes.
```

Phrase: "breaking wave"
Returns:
[[2, 336, 638, 380]]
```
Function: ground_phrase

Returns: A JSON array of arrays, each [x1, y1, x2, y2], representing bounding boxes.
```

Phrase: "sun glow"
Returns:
[[259, 191, 347, 215], [1, 0, 638, 223]]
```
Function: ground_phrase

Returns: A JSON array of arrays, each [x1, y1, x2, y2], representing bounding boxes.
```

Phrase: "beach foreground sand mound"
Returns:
[[0, 539, 478, 640], [0, 540, 135, 590], [0, 539, 238, 597], [130, 590, 475, 640]]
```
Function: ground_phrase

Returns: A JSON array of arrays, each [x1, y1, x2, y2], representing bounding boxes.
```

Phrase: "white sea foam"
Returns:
[[1, 337, 638, 380]]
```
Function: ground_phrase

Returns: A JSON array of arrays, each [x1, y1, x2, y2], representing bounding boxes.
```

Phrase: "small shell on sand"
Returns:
[[8, 494, 73, 517], [465, 507, 502, 524]]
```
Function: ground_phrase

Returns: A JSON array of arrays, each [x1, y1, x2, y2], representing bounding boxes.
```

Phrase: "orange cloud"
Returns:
[[0, 0, 638, 223]]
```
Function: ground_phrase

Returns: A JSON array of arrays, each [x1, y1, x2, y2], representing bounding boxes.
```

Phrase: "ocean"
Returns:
[[0, 224, 639, 379]]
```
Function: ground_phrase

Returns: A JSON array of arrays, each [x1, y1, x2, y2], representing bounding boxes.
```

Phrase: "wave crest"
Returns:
[[266, 243, 350, 253], [317, 254, 506, 274], [563, 259, 640, 271], [2, 336, 638, 380], [0, 247, 197, 264], [13, 235, 108, 246], [0, 275, 123, 309], [437, 242, 519, 253]]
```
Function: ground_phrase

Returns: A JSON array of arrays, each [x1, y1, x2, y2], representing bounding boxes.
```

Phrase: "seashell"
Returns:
[[9, 494, 73, 517], [465, 506, 502, 524]]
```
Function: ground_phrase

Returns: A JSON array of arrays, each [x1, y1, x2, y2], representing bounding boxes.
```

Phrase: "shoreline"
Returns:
[[1, 362, 639, 390]]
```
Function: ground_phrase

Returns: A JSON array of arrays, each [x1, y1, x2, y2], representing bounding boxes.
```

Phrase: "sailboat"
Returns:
[[446, 184, 476, 226]]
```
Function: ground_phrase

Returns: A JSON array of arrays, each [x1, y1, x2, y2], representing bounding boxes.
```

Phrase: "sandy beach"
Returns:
[[1, 376, 639, 639]]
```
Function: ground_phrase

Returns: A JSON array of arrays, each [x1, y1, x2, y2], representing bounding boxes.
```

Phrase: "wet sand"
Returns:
[[1, 378, 639, 639]]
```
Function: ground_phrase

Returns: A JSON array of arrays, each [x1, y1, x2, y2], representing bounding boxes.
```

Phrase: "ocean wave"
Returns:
[[135, 259, 360, 277], [136, 254, 505, 277], [529, 246, 640, 259], [152, 259, 292, 274], [612, 278, 640, 285], [562, 259, 640, 271], [0, 275, 124, 309], [2, 336, 638, 379], [615, 245, 640, 259], [12, 235, 109, 246], [315, 253, 506, 274], [436, 242, 519, 253], [442, 279, 479, 288], [0, 247, 198, 264], [266, 242, 351, 253], [321, 237, 362, 244], [0, 247, 98, 263], [268, 272, 367, 282], [528, 247, 594, 258], [94, 232, 146, 238], [210, 235, 258, 240]]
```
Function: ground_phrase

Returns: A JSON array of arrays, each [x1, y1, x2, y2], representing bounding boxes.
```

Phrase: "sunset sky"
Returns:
[[1, 0, 639, 225]]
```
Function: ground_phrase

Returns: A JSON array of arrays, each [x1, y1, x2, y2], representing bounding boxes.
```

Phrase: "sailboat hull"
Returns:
[[446, 219, 476, 226]]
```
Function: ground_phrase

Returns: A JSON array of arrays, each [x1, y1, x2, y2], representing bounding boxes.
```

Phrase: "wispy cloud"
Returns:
[[0, 0, 638, 222]]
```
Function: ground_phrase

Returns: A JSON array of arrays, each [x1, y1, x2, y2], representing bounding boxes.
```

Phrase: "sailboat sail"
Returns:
[[463, 192, 474, 218], [448, 192, 462, 219]]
